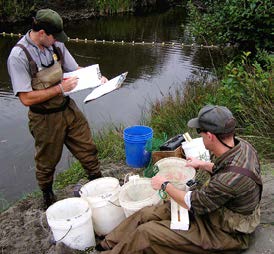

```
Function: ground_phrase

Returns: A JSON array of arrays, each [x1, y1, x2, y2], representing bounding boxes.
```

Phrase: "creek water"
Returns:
[[0, 7, 221, 205]]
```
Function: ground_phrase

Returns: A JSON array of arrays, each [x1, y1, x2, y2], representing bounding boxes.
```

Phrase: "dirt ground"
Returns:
[[0, 162, 273, 254]]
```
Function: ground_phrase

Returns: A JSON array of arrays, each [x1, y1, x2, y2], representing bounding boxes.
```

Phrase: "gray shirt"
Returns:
[[7, 30, 78, 96]]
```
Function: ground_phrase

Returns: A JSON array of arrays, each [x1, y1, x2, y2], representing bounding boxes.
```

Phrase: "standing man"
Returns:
[[7, 9, 105, 208], [96, 105, 262, 253]]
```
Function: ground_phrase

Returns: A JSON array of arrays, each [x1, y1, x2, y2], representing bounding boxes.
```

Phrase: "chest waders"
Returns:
[[16, 44, 100, 195]]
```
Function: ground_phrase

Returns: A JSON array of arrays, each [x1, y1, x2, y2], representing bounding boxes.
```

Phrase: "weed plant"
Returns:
[[54, 161, 86, 190], [148, 77, 219, 139], [216, 52, 273, 160], [94, 125, 126, 162]]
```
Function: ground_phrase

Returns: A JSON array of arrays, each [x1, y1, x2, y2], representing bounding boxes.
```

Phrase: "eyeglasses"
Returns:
[[196, 128, 207, 134]]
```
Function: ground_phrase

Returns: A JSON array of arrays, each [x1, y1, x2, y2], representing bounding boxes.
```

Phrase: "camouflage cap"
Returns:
[[35, 9, 68, 42], [187, 105, 236, 134]]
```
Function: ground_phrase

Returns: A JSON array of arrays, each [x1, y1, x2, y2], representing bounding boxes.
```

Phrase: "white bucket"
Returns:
[[46, 197, 95, 250], [80, 177, 126, 236], [119, 177, 162, 217], [182, 137, 210, 161], [155, 157, 196, 190]]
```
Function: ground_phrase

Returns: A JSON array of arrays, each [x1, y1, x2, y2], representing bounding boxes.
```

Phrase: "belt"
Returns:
[[30, 96, 70, 114]]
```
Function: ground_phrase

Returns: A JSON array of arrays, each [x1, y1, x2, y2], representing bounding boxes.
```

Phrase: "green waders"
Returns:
[[100, 202, 250, 254]]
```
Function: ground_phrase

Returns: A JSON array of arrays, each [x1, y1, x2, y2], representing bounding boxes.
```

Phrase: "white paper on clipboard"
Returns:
[[63, 64, 102, 95], [84, 72, 128, 103]]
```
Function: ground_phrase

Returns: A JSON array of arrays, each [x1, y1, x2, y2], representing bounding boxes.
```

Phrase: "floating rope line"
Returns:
[[0, 32, 219, 48]]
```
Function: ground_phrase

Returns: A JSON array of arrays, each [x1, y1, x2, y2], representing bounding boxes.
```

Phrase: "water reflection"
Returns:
[[65, 8, 187, 42]]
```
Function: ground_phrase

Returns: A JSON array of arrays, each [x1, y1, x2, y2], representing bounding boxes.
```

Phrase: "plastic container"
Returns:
[[123, 125, 153, 168], [119, 177, 162, 217], [80, 177, 126, 236], [155, 157, 196, 190], [46, 197, 95, 250], [181, 137, 210, 161]]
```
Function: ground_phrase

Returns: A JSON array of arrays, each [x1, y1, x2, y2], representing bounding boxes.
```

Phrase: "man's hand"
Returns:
[[152, 175, 189, 209], [186, 157, 214, 173], [18, 76, 79, 106], [100, 76, 108, 84], [185, 157, 203, 169], [60, 76, 78, 93], [151, 175, 168, 190]]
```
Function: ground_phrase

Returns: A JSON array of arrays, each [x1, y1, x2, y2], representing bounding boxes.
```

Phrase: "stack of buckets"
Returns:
[[123, 125, 153, 168]]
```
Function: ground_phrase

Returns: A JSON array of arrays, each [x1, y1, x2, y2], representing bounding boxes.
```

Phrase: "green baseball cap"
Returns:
[[35, 9, 68, 42], [187, 105, 236, 134]]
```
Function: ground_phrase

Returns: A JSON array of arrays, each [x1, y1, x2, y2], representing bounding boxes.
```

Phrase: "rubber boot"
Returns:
[[87, 171, 102, 181], [42, 186, 57, 209], [95, 243, 107, 251]]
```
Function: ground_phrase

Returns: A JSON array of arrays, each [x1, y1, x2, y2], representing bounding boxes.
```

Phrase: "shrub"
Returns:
[[218, 52, 273, 135], [188, 0, 274, 52]]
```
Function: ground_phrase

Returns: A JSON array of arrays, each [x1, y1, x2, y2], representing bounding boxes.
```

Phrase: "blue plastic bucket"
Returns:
[[123, 125, 153, 168]]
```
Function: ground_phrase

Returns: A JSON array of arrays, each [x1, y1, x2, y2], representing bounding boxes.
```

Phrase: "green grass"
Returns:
[[54, 161, 86, 190], [148, 78, 219, 139], [95, 125, 126, 162]]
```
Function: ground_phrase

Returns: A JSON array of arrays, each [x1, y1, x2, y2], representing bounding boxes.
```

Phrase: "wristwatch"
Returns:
[[161, 181, 170, 191]]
